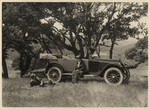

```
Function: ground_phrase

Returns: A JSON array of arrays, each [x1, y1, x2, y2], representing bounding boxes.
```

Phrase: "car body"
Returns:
[[39, 53, 130, 86]]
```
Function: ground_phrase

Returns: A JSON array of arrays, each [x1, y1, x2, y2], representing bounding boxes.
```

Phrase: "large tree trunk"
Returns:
[[2, 56, 9, 78], [79, 47, 84, 58], [19, 55, 31, 78], [85, 46, 91, 58], [19, 55, 24, 78], [24, 56, 31, 74], [75, 35, 84, 58], [96, 45, 100, 58], [72, 47, 79, 57], [109, 39, 115, 59]]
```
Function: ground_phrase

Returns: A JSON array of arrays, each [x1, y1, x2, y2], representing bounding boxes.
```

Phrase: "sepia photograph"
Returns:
[[1, 1, 148, 107]]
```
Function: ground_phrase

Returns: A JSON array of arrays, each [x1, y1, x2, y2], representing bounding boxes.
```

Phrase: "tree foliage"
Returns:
[[3, 2, 147, 57], [40, 2, 148, 57], [125, 36, 148, 62], [125, 21, 148, 64], [125, 26, 148, 69], [2, 3, 66, 77], [2, 2, 148, 77], [125, 20, 148, 68], [135, 36, 148, 50]]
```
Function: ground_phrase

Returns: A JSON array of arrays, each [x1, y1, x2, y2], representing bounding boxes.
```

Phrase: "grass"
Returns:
[[3, 42, 148, 107], [2, 60, 148, 107], [2, 76, 148, 107]]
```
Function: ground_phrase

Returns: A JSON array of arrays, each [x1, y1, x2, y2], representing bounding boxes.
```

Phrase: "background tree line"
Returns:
[[2, 2, 148, 78]]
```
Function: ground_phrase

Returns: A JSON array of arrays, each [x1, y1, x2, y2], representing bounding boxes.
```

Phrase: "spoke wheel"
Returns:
[[104, 68, 123, 86], [47, 67, 62, 83], [122, 68, 130, 83]]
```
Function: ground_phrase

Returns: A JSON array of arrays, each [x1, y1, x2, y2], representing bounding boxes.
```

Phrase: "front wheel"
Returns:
[[47, 67, 62, 84], [104, 68, 123, 86]]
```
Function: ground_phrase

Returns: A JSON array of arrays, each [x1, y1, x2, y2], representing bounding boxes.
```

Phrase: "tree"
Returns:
[[2, 24, 35, 77], [125, 37, 148, 69], [125, 22, 148, 69], [98, 3, 147, 59], [2, 2, 148, 78], [2, 43, 9, 78], [2, 3, 65, 77], [2, 3, 45, 77], [41, 2, 148, 58]]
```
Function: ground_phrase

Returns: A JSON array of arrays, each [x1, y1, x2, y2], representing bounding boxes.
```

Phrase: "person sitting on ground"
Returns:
[[30, 73, 44, 87], [30, 73, 55, 87]]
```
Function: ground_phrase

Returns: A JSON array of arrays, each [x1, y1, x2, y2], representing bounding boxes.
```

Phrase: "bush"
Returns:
[[125, 48, 138, 60], [125, 36, 148, 63], [125, 47, 148, 63]]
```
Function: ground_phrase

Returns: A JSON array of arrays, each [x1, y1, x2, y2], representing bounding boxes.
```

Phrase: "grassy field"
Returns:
[[3, 41, 148, 107], [2, 60, 148, 107]]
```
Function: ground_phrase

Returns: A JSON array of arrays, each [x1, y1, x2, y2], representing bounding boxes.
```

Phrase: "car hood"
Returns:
[[92, 58, 121, 63]]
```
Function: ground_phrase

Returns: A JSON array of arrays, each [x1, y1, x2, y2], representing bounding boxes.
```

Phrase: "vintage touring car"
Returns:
[[39, 53, 130, 86]]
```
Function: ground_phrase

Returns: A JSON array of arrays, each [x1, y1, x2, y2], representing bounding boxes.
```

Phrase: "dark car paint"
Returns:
[[45, 58, 123, 76]]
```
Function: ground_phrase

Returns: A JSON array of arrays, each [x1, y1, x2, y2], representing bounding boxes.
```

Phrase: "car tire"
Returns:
[[122, 68, 130, 83], [104, 67, 123, 86], [46, 67, 62, 84]]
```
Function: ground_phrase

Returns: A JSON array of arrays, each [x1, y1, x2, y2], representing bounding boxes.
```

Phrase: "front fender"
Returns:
[[99, 64, 123, 77]]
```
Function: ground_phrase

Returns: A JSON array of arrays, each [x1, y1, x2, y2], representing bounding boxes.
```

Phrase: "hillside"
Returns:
[[93, 43, 135, 59], [7, 42, 136, 60]]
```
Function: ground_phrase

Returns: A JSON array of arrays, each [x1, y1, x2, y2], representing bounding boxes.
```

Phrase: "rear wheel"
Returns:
[[104, 67, 123, 86], [47, 67, 62, 84]]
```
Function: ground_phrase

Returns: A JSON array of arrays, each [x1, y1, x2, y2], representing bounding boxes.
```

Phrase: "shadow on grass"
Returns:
[[61, 76, 104, 83]]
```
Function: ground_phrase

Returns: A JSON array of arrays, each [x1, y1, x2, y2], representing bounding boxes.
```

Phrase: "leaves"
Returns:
[[125, 36, 148, 63], [135, 36, 148, 50], [3, 2, 148, 58]]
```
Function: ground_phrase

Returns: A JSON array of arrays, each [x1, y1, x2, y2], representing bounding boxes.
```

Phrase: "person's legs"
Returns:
[[78, 71, 84, 79], [72, 71, 78, 83], [30, 80, 41, 87], [39, 80, 44, 87], [30, 75, 41, 87]]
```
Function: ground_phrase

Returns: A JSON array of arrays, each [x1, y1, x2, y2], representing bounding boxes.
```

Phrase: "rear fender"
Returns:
[[45, 63, 64, 74]]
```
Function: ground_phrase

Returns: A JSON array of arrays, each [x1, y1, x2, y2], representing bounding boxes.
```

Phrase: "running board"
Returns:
[[63, 73, 72, 76], [84, 75, 97, 77], [62, 73, 97, 77]]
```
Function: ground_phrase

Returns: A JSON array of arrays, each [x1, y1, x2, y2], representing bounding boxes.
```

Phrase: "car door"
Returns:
[[58, 59, 78, 72], [88, 59, 102, 75]]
